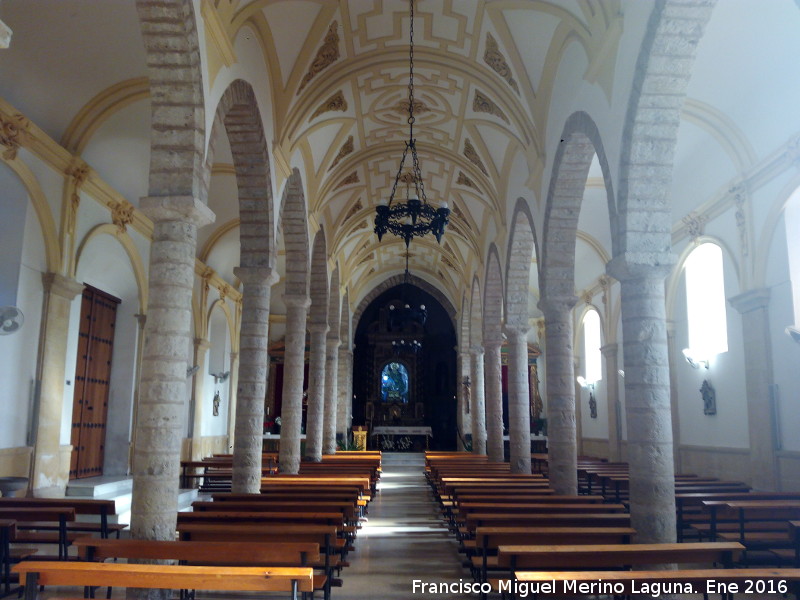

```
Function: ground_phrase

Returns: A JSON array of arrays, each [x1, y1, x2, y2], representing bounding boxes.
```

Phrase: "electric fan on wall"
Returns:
[[0, 306, 24, 335]]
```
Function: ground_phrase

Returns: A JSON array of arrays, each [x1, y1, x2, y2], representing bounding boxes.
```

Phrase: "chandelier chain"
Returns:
[[408, 0, 415, 129]]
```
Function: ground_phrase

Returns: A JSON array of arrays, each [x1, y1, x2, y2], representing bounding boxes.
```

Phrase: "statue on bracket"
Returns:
[[701, 379, 716, 415]]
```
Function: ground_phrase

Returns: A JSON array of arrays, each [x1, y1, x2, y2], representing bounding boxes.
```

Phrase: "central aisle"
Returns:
[[340, 453, 468, 599]]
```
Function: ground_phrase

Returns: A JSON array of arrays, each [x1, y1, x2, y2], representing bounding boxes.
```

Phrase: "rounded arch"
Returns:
[[328, 265, 341, 335], [136, 0, 205, 200], [2, 158, 61, 272], [279, 169, 311, 297], [539, 111, 615, 303], [469, 275, 483, 347], [754, 171, 800, 289], [483, 244, 504, 345], [352, 274, 456, 329], [206, 298, 235, 349], [309, 228, 330, 326], [339, 290, 352, 349], [206, 79, 275, 267], [505, 198, 538, 331], [459, 291, 470, 355], [75, 224, 148, 311]]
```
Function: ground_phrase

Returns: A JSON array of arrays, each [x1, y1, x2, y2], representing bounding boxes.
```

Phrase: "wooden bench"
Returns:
[[73, 537, 328, 599], [13, 560, 313, 600], [0, 498, 123, 540], [0, 507, 76, 560]]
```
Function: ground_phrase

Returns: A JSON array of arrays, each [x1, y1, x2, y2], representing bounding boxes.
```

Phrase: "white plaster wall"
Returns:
[[202, 306, 231, 437]]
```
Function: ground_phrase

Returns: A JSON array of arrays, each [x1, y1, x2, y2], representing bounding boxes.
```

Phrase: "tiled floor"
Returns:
[[340, 457, 469, 600]]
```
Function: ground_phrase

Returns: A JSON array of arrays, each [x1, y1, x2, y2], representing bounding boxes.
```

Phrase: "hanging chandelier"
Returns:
[[374, 0, 450, 248], [388, 252, 427, 331], [391, 339, 422, 355]]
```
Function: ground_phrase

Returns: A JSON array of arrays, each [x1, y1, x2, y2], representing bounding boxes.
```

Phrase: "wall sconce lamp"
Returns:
[[576, 376, 596, 390], [786, 326, 800, 345], [682, 348, 709, 370], [617, 369, 625, 378]]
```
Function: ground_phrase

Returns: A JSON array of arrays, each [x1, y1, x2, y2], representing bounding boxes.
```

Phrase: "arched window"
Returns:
[[582, 309, 602, 384], [684, 243, 728, 363]]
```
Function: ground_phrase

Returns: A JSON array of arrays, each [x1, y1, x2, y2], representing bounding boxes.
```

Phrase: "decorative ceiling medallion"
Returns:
[[329, 135, 354, 171], [682, 211, 708, 240], [473, 90, 509, 124], [393, 98, 429, 115], [298, 21, 340, 94], [0, 112, 30, 160], [311, 90, 347, 120], [456, 171, 476, 189], [398, 171, 416, 184], [336, 171, 360, 189], [344, 198, 363, 221], [463, 139, 488, 176], [484, 32, 519, 95], [111, 200, 135, 234]]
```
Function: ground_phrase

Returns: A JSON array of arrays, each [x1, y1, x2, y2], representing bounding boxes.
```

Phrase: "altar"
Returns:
[[370, 426, 432, 451]]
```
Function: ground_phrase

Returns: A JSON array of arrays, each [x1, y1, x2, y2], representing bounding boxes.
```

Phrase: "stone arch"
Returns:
[[610, 0, 717, 544], [279, 169, 310, 297], [505, 199, 538, 332], [483, 245, 505, 461], [206, 79, 275, 268], [539, 111, 615, 302], [135, 0, 205, 200], [353, 275, 456, 329], [309, 229, 330, 327]]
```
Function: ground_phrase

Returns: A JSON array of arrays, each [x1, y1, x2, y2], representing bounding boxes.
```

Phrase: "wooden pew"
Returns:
[[0, 507, 76, 560], [73, 537, 327, 598], [13, 561, 313, 600], [0, 498, 123, 540]]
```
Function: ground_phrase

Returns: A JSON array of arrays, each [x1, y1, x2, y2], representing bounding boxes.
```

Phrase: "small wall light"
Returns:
[[682, 348, 709, 370]]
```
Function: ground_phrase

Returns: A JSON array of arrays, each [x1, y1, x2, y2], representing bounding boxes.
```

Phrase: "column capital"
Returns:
[[469, 344, 484, 356], [233, 266, 279, 286], [326, 336, 341, 348], [228, 352, 239, 361], [283, 294, 311, 309], [194, 337, 211, 351], [140, 196, 215, 227], [728, 287, 771, 315], [41, 272, 84, 300], [504, 324, 530, 342], [537, 294, 578, 316], [606, 252, 674, 282], [308, 322, 329, 335], [483, 340, 503, 352], [600, 343, 618, 356]]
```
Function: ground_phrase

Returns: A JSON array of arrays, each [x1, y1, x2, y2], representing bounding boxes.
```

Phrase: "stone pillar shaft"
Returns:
[[470, 346, 487, 455], [305, 325, 328, 461], [540, 297, 578, 495], [336, 348, 353, 437], [279, 295, 311, 474], [729, 288, 778, 490], [665, 322, 682, 473], [190, 338, 211, 460], [615, 269, 676, 543], [131, 196, 213, 541], [601, 343, 622, 462], [323, 337, 340, 454], [231, 267, 276, 493], [484, 342, 504, 462], [32, 273, 84, 497], [507, 328, 532, 474], [226, 351, 239, 450], [457, 351, 470, 451]]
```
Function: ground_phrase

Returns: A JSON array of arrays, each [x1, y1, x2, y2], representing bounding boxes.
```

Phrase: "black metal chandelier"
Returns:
[[374, 0, 450, 248], [391, 339, 422, 355], [388, 252, 427, 332]]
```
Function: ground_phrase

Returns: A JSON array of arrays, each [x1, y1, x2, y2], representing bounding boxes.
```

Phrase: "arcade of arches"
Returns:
[[1, 0, 800, 549]]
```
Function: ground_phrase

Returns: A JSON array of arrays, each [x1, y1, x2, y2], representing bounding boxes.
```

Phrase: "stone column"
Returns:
[[32, 273, 84, 497], [729, 288, 778, 490], [279, 295, 311, 474], [189, 338, 211, 461], [538, 295, 578, 495], [231, 266, 277, 493], [506, 327, 532, 473], [483, 341, 504, 462], [130, 196, 214, 542], [457, 351, 470, 451], [601, 343, 622, 462], [323, 335, 340, 454], [607, 259, 675, 543], [305, 324, 329, 461], [226, 351, 239, 451], [469, 346, 487, 455], [665, 321, 682, 472], [336, 347, 353, 438]]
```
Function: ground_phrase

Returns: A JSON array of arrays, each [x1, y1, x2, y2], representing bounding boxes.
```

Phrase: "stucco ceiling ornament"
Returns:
[[0, 112, 30, 160], [682, 211, 708, 241], [311, 90, 347, 120], [473, 90, 509, 123], [484, 33, 519, 95], [373, 0, 450, 249], [463, 139, 488, 176], [110, 200, 135, 234], [329, 135, 354, 171], [67, 160, 90, 224], [456, 171, 477, 189], [343, 198, 363, 221], [298, 21, 340, 94], [336, 172, 359, 189], [729, 184, 749, 257], [393, 98, 429, 115]]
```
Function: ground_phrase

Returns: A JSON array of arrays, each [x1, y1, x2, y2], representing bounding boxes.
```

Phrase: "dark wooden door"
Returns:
[[69, 285, 119, 479]]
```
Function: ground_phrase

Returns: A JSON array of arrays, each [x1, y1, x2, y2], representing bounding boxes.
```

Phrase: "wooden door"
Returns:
[[69, 285, 119, 479]]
